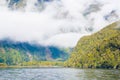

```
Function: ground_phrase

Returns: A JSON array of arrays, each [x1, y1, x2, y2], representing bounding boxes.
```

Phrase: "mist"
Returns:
[[0, 0, 120, 47]]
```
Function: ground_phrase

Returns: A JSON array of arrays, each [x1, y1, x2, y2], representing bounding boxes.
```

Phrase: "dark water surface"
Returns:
[[0, 68, 120, 80]]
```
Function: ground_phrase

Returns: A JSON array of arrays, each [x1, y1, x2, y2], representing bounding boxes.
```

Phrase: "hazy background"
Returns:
[[0, 0, 120, 47]]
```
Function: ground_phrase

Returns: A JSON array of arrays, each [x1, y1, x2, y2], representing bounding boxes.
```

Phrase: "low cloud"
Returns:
[[0, 0, 120, 47]]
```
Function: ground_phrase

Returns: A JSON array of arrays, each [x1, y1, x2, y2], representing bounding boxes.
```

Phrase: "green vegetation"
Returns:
[[0, 40, 70, 67], [1, 21, 120, 69], [21, 61, 63, 67], [65, 21, 120, 69], [0, 47, 64, 67], [0, 47, 66, 67], [0, 48, 29, 66]]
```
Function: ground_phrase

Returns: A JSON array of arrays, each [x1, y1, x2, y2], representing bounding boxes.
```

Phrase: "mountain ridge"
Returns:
[[0, 38, 70, 65], [65, 21, 120, 69]]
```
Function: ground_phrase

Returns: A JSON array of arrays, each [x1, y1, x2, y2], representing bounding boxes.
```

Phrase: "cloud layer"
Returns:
[[0, 0, 120, 47]]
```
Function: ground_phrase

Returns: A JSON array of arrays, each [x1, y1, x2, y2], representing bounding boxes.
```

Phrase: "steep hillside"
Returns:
[[65, 21, 120, 69], [0, 39, 70, 66]]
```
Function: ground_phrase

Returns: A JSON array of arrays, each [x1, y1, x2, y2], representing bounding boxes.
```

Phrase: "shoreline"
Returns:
[[0, 66, 64, 69], [0, 66, 119, 70]]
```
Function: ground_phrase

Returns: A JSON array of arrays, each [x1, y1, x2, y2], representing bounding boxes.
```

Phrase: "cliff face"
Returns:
[[65, 21, 120, 69]]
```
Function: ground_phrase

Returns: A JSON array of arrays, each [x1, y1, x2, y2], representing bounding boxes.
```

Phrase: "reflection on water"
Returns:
[[0, 68, 119, 80]]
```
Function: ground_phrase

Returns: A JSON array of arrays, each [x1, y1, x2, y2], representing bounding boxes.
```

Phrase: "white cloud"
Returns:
[[0, 0, 120, 47]]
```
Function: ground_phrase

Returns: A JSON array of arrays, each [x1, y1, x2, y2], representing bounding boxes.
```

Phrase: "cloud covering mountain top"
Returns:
[[0, 0, 120, 47]]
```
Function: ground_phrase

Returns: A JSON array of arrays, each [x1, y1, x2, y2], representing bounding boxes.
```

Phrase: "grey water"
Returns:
[[0, 68, 120, 80]]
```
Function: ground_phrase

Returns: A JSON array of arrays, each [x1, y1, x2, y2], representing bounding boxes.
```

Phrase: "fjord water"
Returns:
[[0, 68, 120, 80]]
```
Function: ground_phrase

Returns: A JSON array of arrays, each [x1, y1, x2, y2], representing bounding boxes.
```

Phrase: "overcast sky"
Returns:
[[0, 0, 120, 47]]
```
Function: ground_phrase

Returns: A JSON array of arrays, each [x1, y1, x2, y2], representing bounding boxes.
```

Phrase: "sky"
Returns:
[[0, 0, 120, 47]]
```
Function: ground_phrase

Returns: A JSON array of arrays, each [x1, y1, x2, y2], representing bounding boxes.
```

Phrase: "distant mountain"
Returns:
[[65, 21, 120, 69], [0, 39, 70, 65]]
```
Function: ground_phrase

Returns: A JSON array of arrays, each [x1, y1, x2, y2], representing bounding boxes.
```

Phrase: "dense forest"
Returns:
[[0, 21, 120, 68], [64, 21, 120, 69], [0, 39, 70, 66]]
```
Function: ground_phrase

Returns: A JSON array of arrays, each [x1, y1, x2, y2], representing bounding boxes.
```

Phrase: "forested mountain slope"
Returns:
[[0, 39, 70, 66], [65, 21, 120, 69]]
